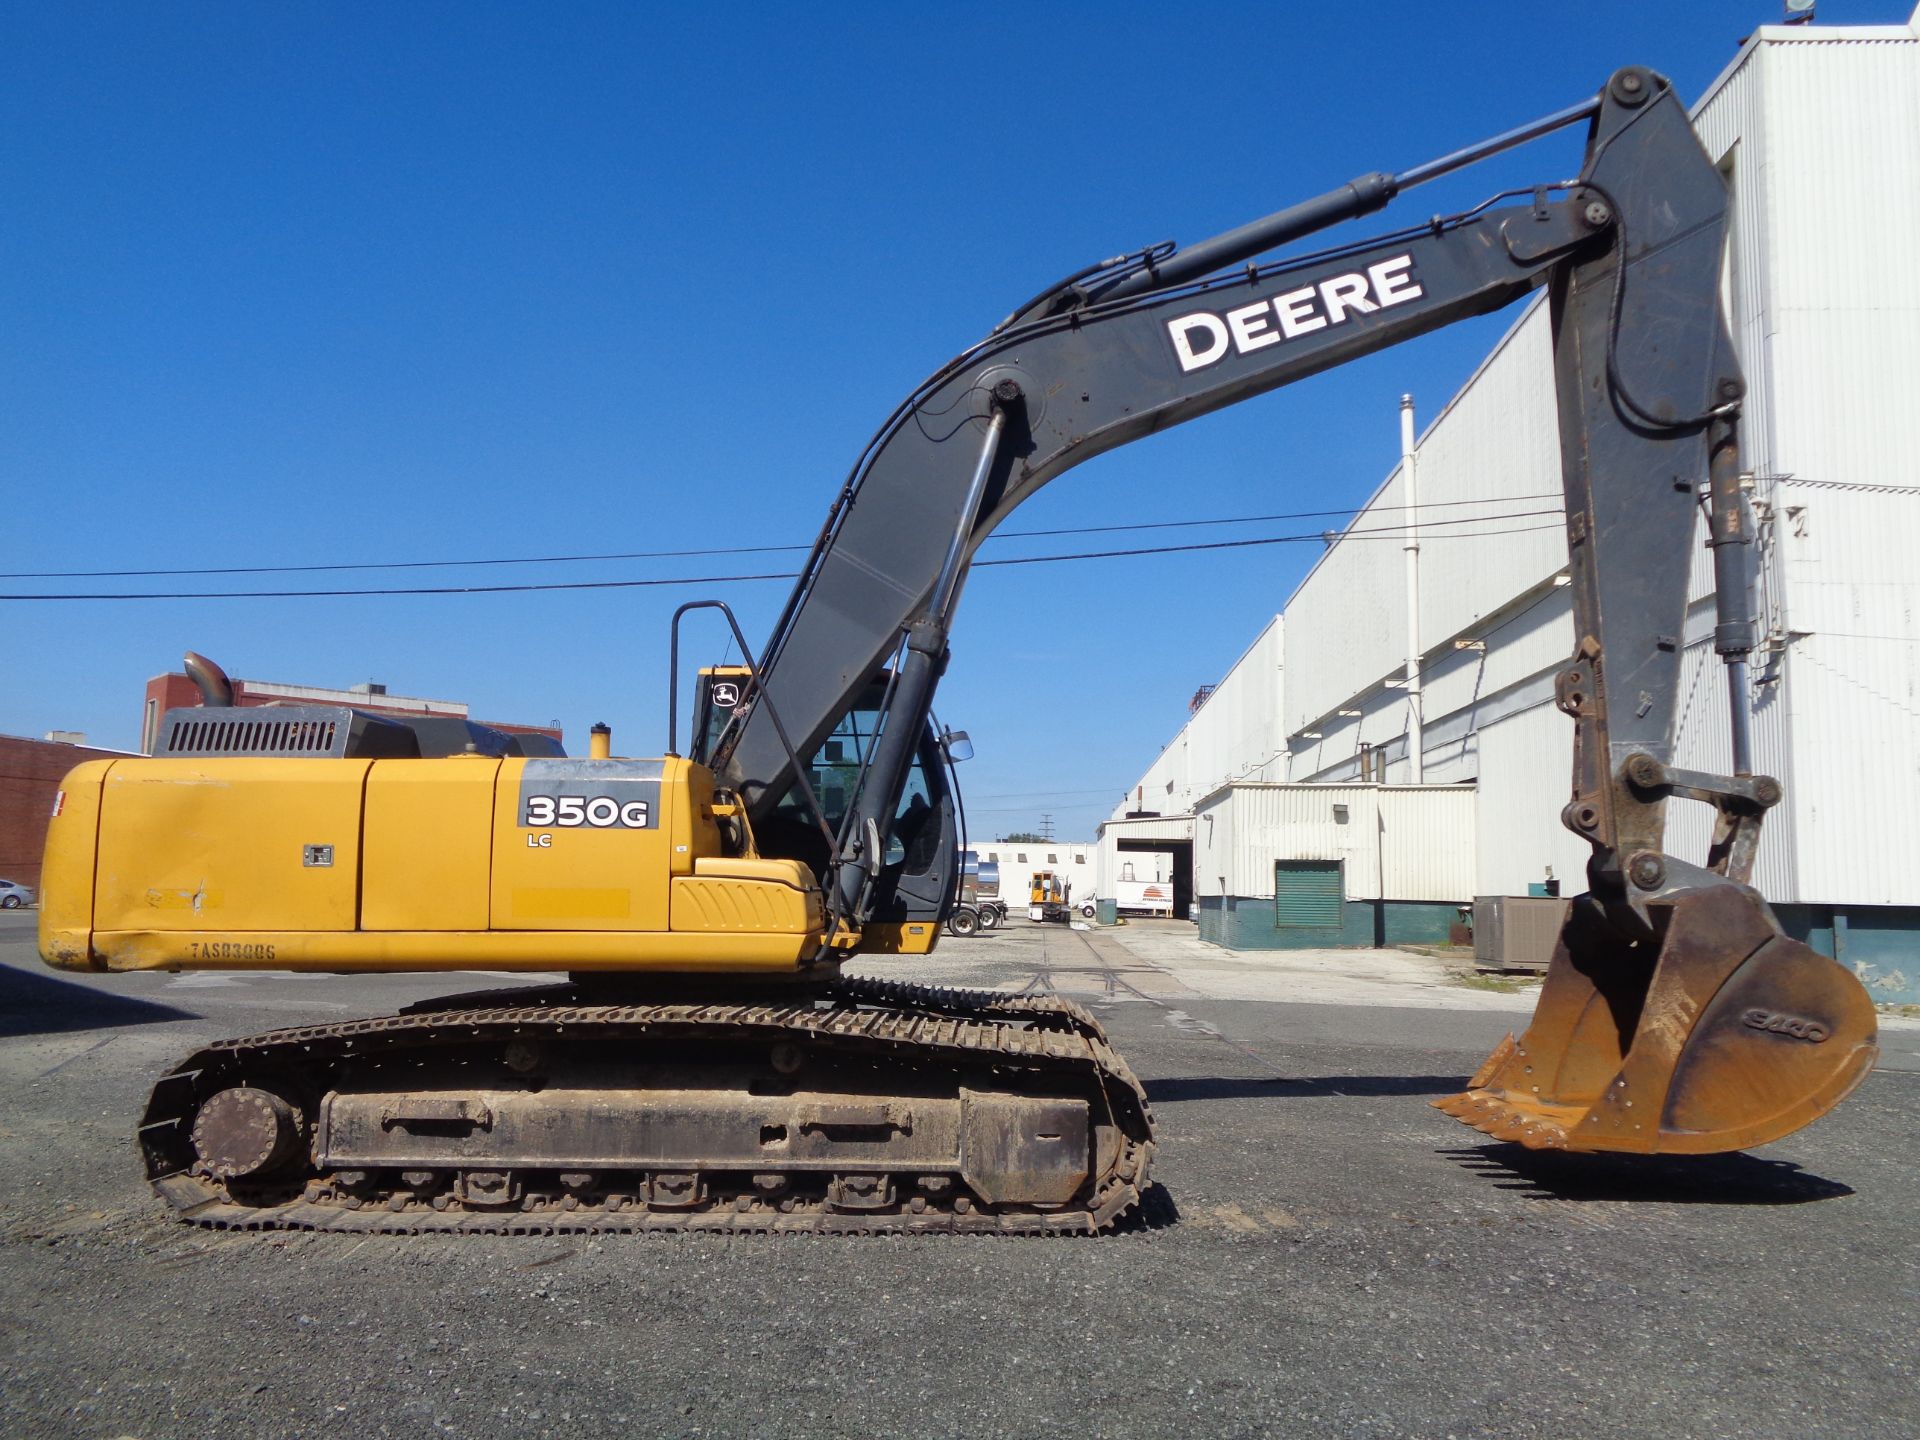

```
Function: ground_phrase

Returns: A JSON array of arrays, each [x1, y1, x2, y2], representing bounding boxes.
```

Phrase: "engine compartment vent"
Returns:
[[156, 704, 417, 760], [167, 714, 340, 755]]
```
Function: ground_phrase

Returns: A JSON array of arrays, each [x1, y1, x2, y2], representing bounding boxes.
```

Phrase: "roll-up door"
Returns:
[[1274, 859, 1342, 929]]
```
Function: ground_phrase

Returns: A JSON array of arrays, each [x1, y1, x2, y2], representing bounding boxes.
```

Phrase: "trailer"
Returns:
[[1076, 879, 1175, 920]]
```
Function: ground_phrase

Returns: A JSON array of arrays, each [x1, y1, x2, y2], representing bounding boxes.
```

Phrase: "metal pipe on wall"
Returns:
[[1400, 396, 1424, 783]]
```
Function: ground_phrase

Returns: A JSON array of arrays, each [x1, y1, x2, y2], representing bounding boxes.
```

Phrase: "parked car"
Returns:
[[0, 878, 34, 909]]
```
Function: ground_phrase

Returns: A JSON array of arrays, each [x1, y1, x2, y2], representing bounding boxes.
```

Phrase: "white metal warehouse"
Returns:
[[1103, 13, 1920, 1002]]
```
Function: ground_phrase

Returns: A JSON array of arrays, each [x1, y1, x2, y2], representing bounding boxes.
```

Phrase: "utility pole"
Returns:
[[1040, 813, 1055, 842], [1400, 395, 1424, 783]]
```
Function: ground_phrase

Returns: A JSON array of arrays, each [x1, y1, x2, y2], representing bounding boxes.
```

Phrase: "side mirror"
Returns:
[[942, 729, 974, 763]]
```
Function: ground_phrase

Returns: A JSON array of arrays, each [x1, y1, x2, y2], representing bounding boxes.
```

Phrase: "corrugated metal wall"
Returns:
[[1183, 616, 1287, 799], [1472, 701, 1592, 898], [1281, 472, 1409, 741], [1377, 787, 1479, 901], [1747, 30, 1920, 904], [1284, 305, 1570, 749], [1195, 784, 1474, 901]]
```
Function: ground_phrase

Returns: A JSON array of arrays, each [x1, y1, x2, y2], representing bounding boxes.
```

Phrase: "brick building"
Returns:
[[0, 734, 131, 893]]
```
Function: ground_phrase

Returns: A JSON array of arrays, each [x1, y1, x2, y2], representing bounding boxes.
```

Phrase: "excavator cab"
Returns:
[[691, 665, 962, 954]]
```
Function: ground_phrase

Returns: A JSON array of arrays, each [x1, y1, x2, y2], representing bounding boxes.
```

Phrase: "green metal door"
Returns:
[[1274, 860, 1342, 929]]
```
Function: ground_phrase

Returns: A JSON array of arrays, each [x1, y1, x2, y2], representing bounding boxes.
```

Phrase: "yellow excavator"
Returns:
[[41, 68, 1876, 1233]]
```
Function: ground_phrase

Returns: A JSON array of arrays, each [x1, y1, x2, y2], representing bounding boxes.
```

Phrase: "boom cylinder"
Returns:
[[1097, 173, 1398, 302], [1096, 92, 1601, 306]]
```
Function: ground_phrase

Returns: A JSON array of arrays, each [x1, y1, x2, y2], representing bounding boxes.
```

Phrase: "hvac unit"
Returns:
[[1472, 895, 1571, 973]]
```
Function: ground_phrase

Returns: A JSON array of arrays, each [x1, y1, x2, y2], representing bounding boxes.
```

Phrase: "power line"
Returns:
[[965, 802, 1115, 814], [0, 493, 1563, 581], [965, 787, 1121, 801], [980, 515, 1562, 572], [0, 516, 1565, 603], [0, 542, 808, 583], [993, 491, 1562, 541]]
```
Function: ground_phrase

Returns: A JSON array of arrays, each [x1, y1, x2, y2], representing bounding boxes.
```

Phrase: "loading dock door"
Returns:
[[1116, 837, 1193, 919], [1274, 860, 1343, 930]]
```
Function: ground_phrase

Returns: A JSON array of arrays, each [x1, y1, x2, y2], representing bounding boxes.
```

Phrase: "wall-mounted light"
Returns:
[[1454, 638, 1487, 652], [1552, 572, 1571, 587], [1338, 707, 1362, 718], [1300, 730, 1323, 740]]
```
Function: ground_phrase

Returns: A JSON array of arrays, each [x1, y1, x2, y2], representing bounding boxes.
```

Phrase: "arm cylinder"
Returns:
[[1706, 425, 1757, 775]]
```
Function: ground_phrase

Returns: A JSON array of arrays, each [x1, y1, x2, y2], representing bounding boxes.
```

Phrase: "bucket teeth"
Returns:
[[1432, 1088, 1569, 1149], [1464, 1033, 1519, 1090]]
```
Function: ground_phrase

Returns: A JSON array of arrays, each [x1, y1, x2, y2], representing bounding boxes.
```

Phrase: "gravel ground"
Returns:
[[2, 912, 1913, 1440]]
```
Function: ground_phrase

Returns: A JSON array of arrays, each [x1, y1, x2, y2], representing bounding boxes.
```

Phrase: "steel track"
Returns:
[[140, 976, 1154, 1236]]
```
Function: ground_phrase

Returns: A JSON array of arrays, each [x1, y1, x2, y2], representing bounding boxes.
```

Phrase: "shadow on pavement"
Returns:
[[0, 964, 196, 1037], [1441, 1143, 1854, 1204], [1146, 1074, 1470, 1103], [399, 979, 578, 1013], [1115, 1182, 1180, 1232]]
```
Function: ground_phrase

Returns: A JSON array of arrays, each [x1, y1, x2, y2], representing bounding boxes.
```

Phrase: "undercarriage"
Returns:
[[140, 977, 1155, 1235]]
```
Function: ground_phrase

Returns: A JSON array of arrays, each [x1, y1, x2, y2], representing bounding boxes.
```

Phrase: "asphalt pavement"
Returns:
[[1, 910, 1913, 1440]]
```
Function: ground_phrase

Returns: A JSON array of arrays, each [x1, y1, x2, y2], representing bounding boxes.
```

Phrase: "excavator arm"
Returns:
[[719, 67, 1876, 1153]]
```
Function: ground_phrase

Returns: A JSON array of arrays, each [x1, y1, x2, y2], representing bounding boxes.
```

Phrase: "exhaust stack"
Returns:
[[182, 651, 235, 708]]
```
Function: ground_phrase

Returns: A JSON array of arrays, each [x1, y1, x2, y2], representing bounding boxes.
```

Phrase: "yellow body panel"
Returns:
[[672, 857, 823, 934], [857, 921, 940, 956], [94, 758, 369, 932], [692, 855, 814, 885], [38, 760, 112, 970], [490, 757, 671, 931], [363, 759, 498, 930], [40, 753, 829, 976]]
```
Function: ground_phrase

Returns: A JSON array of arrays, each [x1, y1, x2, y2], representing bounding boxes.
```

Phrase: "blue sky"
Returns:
[[5, 2, 1912, 838]]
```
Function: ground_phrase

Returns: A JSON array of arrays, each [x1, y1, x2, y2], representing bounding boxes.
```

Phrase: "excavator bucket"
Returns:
[[1436, 885, 1878, 1154]]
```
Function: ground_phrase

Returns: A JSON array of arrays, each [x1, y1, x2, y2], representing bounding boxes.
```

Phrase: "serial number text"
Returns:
[[187, 941, 278, 961]]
